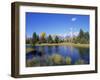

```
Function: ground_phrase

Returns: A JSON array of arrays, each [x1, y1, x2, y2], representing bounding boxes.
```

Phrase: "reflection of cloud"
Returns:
[[71, 17, 77, 21]]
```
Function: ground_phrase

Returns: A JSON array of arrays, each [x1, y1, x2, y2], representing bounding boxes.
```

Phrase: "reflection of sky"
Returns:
[[26, 12, 90, 38], [26, 46, 89, 65]]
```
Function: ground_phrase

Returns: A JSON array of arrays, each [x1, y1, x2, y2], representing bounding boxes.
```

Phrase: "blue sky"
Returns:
[[26, 12, 90, 38]]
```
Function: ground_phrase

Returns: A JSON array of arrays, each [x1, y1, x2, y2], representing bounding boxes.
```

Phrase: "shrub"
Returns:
[[65, 56, 72, 64]]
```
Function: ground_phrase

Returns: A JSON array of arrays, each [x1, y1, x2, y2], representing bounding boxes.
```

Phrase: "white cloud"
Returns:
[[71, 17, 77, 21]]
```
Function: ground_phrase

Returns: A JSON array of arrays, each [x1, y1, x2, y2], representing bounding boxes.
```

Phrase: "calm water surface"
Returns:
[[26, 45, 89, 67]]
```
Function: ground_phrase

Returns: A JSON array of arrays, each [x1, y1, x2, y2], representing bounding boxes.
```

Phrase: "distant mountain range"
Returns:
[[49, 32, 79, 40]]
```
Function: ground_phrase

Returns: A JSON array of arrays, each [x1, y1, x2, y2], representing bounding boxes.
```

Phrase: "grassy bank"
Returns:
[[26, 48, 35, 53], [27, 43, 89, 48]]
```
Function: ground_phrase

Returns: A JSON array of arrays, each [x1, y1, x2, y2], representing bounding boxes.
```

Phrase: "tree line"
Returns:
[[26, 29, 89, 45]]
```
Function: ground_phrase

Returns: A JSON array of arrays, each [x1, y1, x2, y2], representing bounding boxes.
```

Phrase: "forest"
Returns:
[[26, 29, 89, 46]]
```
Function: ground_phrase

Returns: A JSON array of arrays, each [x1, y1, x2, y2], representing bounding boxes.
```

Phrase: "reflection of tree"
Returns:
[[70, 46, 74, 54], [38, 46, 45, 55], [55, 46, 59, 53], [77, 47, 89, 60], [33, 46, 36, 49], [48, 46, 52, 54]]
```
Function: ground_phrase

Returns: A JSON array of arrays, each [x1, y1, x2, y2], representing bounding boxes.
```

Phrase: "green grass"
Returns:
[[34, 42, 89, 48]]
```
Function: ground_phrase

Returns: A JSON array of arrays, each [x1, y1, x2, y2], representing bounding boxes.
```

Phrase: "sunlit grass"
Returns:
[[65, 56, 72, 64], [34, 42, 89, 48]]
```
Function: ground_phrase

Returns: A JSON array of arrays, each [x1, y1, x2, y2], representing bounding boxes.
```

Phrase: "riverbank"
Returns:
[[26, 48, 35, 53], [36, 43, 89, 48], [27, 43, 89, 48]]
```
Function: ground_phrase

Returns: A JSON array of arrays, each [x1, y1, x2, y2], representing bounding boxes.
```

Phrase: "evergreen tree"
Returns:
[[47, 35, 53, 43], [73, 29, 89, 44], [32, 32, 38, 45], [55, 36, 59, 43], [79, 29, 84, 39]]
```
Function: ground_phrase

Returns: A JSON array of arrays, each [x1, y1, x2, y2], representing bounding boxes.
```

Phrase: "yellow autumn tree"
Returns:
[[40, 32, 46, 43]]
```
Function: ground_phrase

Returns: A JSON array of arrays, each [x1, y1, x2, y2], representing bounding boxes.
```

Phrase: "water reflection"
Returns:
[[26, 46, 89, 67]]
